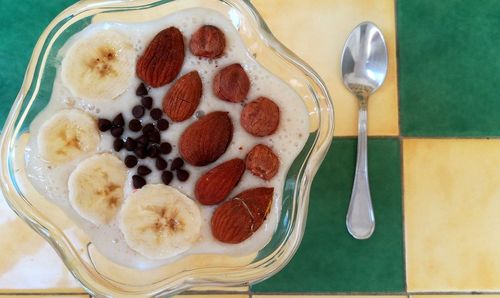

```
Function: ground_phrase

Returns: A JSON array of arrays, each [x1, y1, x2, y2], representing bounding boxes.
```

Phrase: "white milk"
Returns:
[[25, 8, 309, 270]]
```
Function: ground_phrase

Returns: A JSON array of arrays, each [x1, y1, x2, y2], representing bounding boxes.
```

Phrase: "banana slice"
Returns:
[[38, 109, 100, 164], [68, 153, 127, 225], [119, 184, 202, 259], [61, 29, 136, 101]]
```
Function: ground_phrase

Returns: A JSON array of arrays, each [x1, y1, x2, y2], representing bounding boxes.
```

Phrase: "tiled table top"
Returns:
[[1, 0, 500, 297]]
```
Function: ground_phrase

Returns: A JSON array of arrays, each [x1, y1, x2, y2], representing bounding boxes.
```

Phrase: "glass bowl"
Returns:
[[0, 0, 334, 296]]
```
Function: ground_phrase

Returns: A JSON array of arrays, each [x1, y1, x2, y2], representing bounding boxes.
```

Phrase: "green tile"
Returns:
[[252, 138, 404, 293], [0, 0, 76, 127], [398, 0, 500, 137]]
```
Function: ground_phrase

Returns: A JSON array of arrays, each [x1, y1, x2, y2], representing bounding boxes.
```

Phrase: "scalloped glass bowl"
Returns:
[[0, 0, 333, 296]]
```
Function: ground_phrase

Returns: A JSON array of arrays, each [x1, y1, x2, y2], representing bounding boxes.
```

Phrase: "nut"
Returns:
[[211, 187, 274, 244], [163, 71, 202, 122], [179, 111, 233, 166], [245, 144, 280, 180], [189, 25, 226, 59], [136, 27, 185, 87], [240, 97, 280, 137], [195, 158, 245, 205], [213, 63, 250, 103]]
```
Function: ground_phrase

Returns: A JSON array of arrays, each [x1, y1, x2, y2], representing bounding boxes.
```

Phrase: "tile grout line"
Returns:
[[393, 0, 408, 293]]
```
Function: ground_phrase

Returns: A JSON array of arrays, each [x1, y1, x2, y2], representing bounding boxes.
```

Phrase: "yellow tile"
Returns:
[[253, 0, 399, 136], [2, 292, 89, 298], [404, 139, 500, 291], [0, 193, 82, 291], [252, 294, 406, 298]]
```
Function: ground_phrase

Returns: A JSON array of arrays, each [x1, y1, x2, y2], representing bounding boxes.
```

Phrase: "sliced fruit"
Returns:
[[211, 187, 274, 244], [179, 111, 233, 166], [163, 71, 202, 122], [61, 29, 135, 101], [213, 63, 250, 103], [245, 144, 280, 180], [119, 184, 202, 259], [38, 109, 100, 164], [195, 158, 245, 205], [189, 25, 226, 59], [68, 153, 127, 225], [240, 97, 280, 137], [136, 27, 185, 87]]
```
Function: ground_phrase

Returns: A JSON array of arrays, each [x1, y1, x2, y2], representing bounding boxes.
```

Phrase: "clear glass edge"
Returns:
[[0, 0, 335, 296]]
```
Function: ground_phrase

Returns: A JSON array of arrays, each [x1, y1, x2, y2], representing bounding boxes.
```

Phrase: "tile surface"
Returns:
[[404, 139, 500, 291], [255, 296, 406, 298], [253, 138, 404, 293], [252, 0, 399, 136], [398, 0, 500, 137]]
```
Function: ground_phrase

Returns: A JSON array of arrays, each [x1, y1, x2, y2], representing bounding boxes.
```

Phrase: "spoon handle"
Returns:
[[346, 102, 375, 239]]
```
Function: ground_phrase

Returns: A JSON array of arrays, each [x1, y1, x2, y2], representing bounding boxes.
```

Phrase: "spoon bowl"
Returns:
[[341, 22, 388, 239], [342, 22, 388, 94]]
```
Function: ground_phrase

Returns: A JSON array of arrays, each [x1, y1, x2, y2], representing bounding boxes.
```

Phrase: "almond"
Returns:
[[241, 97, 280, 137], [211, 187, 274, 244], [213, 63, 250, 103], [136, 27, 185, 87], [179, 111, 233, 166], [245, 144, 280, 180], [195, 158, 245, 205], [163, 71, 202, 122], [189, 25, 226, 59]]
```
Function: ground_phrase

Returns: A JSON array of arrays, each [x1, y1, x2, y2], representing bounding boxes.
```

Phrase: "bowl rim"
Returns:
[[0, 0, 334, 296]]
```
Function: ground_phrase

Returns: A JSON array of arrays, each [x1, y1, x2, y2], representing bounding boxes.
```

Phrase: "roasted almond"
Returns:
[[240, 97, 280, 137], [211, 187, 274, 244], [189, 25, 226, 59], [179, 111, 233, 166], [136, 27, 185, 87], [213, 63, 250, 103], [163, 71, 202, 122], [195, 158, 245, 205], [245, 144, 280, 180]]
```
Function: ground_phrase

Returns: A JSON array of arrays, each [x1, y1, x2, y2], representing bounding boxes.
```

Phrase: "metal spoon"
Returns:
[[341, 22, 388, 239]]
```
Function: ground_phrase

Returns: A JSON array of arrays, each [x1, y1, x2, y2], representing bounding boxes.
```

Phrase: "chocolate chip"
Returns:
[[171, 157, 184, 170], [136, 135, 149, 145], [156, 157, 168, 170], [132, 105, 145, 119], [136, 83, 148, 96], [124, 155, 138, 168], [150, 108, 162, 120], [161, 171, 173, 185], [135, 147, 147, 159], [176, 169, 190, 181], [112, 113, 125, 127], [148, 145, 159, 158], [142, 123, 155, 133], [141, 96, 153, 109], [136, 141, 146, 149], [113, 138, 124, 152], [125, 137, 137, 151], [137, 165, 152, 176], [128, 119, 142, 132], [132, 175, 146, 188], [156, 118, 169, 131], [110, 126, 124, 137], [159, 142, 172, 155], [148, 130, 161, 143], [98, 118, 112, 132]]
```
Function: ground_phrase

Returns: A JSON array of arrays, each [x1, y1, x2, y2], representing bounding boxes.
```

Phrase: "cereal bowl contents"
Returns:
[[0, 0, 333, 296], [25, 7, 310, 268]]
